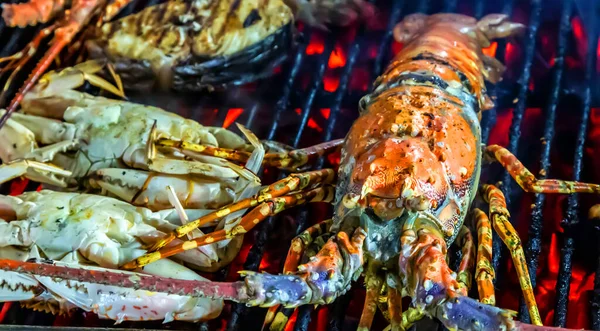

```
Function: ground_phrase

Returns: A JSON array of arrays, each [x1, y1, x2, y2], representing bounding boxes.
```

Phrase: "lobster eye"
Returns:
[[243, 9, 262, 28]]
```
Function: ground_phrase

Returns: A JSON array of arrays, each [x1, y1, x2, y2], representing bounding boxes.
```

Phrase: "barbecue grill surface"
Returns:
[[0, 0, 599, 330]]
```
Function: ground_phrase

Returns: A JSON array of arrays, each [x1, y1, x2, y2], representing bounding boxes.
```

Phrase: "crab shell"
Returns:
[[0, 64, 258, 211], [0, 190, 224, 269], [85, 0, 294, 92]]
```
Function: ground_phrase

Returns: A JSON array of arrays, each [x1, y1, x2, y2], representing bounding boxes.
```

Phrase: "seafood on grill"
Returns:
[[0, 189, 224, 322], [39, 12, 600, 330], [85, 0, 295, 92], [0, 0, 374, 129], [0, 60, 266, 212], [85, 0, 374, 92]]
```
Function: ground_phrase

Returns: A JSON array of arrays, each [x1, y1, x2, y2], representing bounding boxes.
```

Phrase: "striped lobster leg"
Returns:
[[121, 184, 336, 270]]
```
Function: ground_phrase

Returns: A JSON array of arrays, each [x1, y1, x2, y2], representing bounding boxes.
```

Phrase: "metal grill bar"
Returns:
[[443, 0, 457, 13], [559, 4, 599, 328], [267, 30, 311, 140], [372, 0, 405, 79], [479, 0, 514, 144], [518, 0, 572, 324], [492, 0, 542, 276], [293, 38, 335, 147]]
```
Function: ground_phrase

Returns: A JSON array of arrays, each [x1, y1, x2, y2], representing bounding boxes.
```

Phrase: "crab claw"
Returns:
[[90, 168, 235, 211], [399, 223, 515, 330]]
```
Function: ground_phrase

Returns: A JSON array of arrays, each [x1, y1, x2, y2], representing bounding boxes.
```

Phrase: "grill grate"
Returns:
[[0, 0, 599, 330]]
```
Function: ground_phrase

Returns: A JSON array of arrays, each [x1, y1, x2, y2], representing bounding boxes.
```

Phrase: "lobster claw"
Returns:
[[400, 222, 516, 330], [423, 285, 516, 330]]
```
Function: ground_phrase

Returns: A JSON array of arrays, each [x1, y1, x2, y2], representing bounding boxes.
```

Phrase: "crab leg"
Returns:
[[263, 219, 333, 330], [456, 225, 475, 291], [481, 184, 542, 325], [1, 0, 65, 27], [473, 208, 496, 305], [485, 145, 600, 194], [0, 228, 366, 306], [158, 139, 344, 171], [146, 169, 336, 252], [0, 0, 105, 130], [122, 185, 336, 270], [101, 0, 133, 22], [0, 161, 72, 187]]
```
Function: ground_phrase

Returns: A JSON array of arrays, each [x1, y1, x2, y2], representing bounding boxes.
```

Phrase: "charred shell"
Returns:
[[86, 0, 295, 92]]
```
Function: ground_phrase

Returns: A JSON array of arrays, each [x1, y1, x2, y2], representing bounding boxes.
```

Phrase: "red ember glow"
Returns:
[[368, 44, 378, 59], [306, 34, 325, 55], [320, 108, 331, 119], [391, 41, 403, 55], [308, 118, 323, 132], [10, 178, 28, 196], [222, 108, 244, 129], [504, 42, 520, 71], [328, 45, 346, 68], [597, 37, 600, 72], [323, 74, 340, 92], [349, 68, 370, 91], [482, 42, 498, 58], [0, 303, 12, 324], [571, 17, 588, 62]]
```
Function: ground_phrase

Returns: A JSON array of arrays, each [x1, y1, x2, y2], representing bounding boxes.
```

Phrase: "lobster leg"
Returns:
[[0, 0, 106, 130], [481, 184, 542, 326], [1, 0, 65, 27], [121, 185, 336, 270], [473, 208, 496, 305], [358, 261, 383, 331], [485, 145, 600, 194], [263, 219, 333, 331], [456, 225, 475, 291], [158, 138, 343, 171], [378, 282, 403, 331], [145, 169, 335, 252]]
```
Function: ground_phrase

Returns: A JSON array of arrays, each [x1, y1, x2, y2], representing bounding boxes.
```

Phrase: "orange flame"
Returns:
[[222, 108, 244, 129], [482, 41, 498, 58], [328, 45, 346, 68]]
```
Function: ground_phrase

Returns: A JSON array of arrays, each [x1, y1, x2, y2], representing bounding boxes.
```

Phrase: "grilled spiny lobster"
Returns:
[[0, 0, 374, 128], [2, 12, 599, 330]]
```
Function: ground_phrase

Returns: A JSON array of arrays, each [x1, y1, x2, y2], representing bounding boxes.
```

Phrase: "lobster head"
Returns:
[[350, 137, 447, 222]]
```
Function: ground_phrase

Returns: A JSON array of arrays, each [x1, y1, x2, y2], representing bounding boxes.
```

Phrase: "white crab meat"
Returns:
[[0, 190, 219, 269]]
